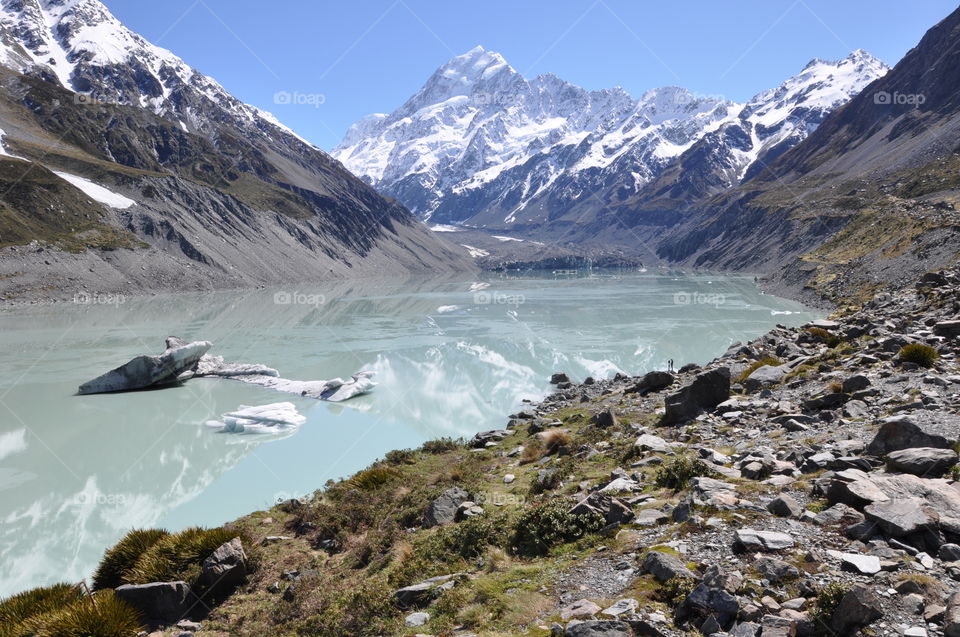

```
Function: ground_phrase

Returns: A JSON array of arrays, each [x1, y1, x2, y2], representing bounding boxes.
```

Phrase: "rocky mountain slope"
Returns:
[[333, 46, 886, 237], [13, 266, 960, 637], [0, 0, 471, 302]]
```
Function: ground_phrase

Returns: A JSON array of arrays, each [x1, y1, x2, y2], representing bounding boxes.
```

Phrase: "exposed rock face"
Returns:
[[866, 416, 956, 455], [198, 538, 247, 598], [886, 447, 959, 477], [661, 367, 731, 425]]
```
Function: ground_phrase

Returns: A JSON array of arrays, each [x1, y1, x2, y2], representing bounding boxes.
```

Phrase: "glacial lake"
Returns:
[[0, 271, 819, 595]]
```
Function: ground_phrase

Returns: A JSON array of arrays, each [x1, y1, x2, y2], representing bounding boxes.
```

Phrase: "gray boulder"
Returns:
[[424, 487, 470, 527], [662, 367, 731, 425], [676, 583, 739, 630], [198, 537, 247, 597], [626, 371, 674, 394], [744, 365, 787, 392], [934, 320, 960, 339], [733, 529, 794, 552], [394, 574, 460, 609], [564, 620, 633, 637], [78, 338, 212, 394], [946, 592, 960, 637], [830, 585, 882, 634], [641, 550, 695, 583], [766, 495, 803, 518], [886, 447, 958, 477], [115, 581, 199, 625], [866, 415, 954, 456], [570, 493, 634, 526]]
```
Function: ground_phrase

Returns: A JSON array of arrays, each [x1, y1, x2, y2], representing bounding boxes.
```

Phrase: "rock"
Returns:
[[560, 598, 602, 620], [78, 338, 212, 394], [834, 552, 882, 575], [503, 473, 515, 484], [944, 592, 960, 637], [760, 614, 796, 637], [641, 550, 695, 583], [809, 319, 840, 330], [744, 365, 788, 392], [690, 477, 739, 507], [455, 501, 484, 521], [404, 611, 430, 627], [675, 583, 740, 630], [661, 367, 731, 425], [551, 372, 571, 384], [570, 493, 634, 526], [866, 416, 954, 455], [886, 447, 959, 477], [830, 585, 883, 634], [934, 320, 960, 339], [114, 581, 199, 625], [767, 494, 803, 518], [702, 565, 743, 593], [842, 374, 872, 393], [197, 537, 247, 597], [626, 371, 674, 394], [753, 557, 799, 584], [470, 429, 511, 448], [634, 433, 672, 453], [564, 620, 633, 637], [424, 487, 469, 527], [394, 574, 459, 609], [592, 409, 617, 428], [801, 393, 848, 411], [733, 529, 795, 552], [941, 543, 960, 561], [863, 499, 939, 538], [601, 599, 639, 617]]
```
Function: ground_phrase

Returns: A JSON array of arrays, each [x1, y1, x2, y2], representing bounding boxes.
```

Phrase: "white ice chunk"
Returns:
[[205, 402, 306, 434]]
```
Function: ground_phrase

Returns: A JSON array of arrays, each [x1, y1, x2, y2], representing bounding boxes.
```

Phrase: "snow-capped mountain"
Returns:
[[334, 46, 888, 231], [0, 0, 470, 299]]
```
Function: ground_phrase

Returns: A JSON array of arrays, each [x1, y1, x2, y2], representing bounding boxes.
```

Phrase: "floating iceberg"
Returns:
[[78, 337, 375, 402], [206, 402, 306, 435]]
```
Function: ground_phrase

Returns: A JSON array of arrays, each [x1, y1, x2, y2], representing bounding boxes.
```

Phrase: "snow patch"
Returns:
[[52, 172, 136, 209]]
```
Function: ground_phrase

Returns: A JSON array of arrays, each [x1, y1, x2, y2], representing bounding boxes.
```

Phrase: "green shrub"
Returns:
[[812, 581, 849, 634], [93, 529, 169, 591], [0, 583, 84, 634], [899, 343, 939, 367], [655, 455, 716, 490], [510, 500, 603, 557], [421, 513, 511, 563], [658, 575, 698, 606], [384, 449, 417, 465], [348, 466, 401, 491], [124, 526, 240, 587], [421, 438, 462, 454], [806, 327, 841, 347], [21, 590, 143, 637], [736, 356, 782, 384]]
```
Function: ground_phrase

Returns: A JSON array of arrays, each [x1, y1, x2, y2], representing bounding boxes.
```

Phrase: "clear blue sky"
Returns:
[[104, 0, 957, 150]]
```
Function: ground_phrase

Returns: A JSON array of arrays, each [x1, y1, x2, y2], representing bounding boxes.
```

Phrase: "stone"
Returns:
[[404, 611, 430, 627], [79, 338, 212, 394], [830, 585, 883, 634], [661, 367, 731, 425], [802, 392, 848, 411], [601, 598, 639, 617], [394, 574, 459, 609], [592, 408, 617, 428], [564, 620, 633, 637], [863, 499, 938, 537], [767, 494, 803, 518], [813, 503, 866, 527], [866, 415, 954, 456], [733, 529, 795, 552], [114, 581, 199, 625], [560, 598, 602, 620], [550, 372, 570, 384], [834, 551, 882, 575], [503, 473, 515, 484], [744, 365, 788, 392], [934, 320, 960, 339], [424, 487, 470, 527], [641, 550, 695, 583], [470, 429, 511, 448], [198, 537, 247, 598], [946, 592, 960, 637], [886, 447, 959, 478], [842, 375, 872, 394], [675, 583, 739, 630], [570, 493, 634, 526], [753, 557, 799, 584], [940, 543, 960, 561], [626, 371, 674, 394], [634, 433, 672, 453], [760, 614, 796, 637]]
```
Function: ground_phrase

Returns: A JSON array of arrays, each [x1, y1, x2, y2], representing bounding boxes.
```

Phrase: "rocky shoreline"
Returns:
[[5, 268, 960, 637]]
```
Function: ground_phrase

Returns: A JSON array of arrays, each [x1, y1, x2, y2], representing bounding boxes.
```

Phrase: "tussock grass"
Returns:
[[124, 526, 240, 586], [899, 343, 939, 367], [1, 586, 142, 637], [93, 529, 169, 591], [655, 455, 716, 491]]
